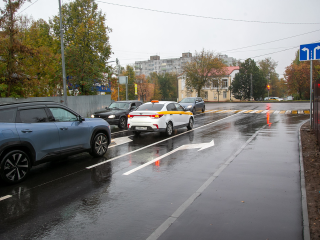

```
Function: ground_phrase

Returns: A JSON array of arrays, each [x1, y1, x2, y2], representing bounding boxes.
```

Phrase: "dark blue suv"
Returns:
[[0, 101, 111, 184]]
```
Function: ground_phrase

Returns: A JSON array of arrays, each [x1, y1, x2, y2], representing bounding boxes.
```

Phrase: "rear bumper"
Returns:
[[129, 126, 165, 132]]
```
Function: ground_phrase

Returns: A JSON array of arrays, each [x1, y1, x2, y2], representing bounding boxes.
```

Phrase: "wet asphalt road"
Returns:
[[0, 102, 310, 240]]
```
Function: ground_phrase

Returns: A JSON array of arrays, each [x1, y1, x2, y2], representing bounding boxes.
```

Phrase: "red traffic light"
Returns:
[[267, 85, 270, 90]]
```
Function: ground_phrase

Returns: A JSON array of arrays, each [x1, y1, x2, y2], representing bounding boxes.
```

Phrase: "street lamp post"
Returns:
[[58, 0, 67, 106]]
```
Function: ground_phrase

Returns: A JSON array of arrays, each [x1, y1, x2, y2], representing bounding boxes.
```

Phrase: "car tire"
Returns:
[[134, 131, 141, 136], [202, 106, 205, 113], [118, 117, 127, 129], [192, 108, 196, 115], [0, 150, 31, 184], [187, 117, 194, 130], [166, 122, 173, 136], [91, 133, 109, 157]]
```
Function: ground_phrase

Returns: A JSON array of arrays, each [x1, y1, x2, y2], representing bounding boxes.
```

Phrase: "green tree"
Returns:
[[51, 0, 112, 95], [182, 49, 226, 97], [230, 58, 266, 100], [20, 19, 62, 97], [258, 57, 282, 97], [157, 73, 177, 101], [0, 0, 31, 97]]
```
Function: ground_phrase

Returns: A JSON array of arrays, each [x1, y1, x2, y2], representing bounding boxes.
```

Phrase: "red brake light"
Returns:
[[128, 114, 133, 118], [150, 114, 163, 119]]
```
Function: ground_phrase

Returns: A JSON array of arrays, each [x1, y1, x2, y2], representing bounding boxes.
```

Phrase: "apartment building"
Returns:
[[134, 53, 192, 76]]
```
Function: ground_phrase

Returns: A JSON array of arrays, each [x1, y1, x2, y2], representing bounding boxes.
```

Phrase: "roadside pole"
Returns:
[[310, 60, 313, 128], [299, 42, 320, 129], [58, 0, 67, 106]]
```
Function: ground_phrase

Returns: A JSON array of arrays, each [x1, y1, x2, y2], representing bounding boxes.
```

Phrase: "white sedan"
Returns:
[[127, 101, 194, 136]]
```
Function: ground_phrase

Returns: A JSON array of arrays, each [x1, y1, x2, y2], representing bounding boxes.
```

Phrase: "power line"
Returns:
[[17, 0, 40, 15], [96, 1, 320, 25], [221, 29, 320, 53]]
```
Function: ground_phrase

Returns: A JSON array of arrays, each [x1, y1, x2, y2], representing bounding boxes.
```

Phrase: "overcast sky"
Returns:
[[2, 0, 320, 77]]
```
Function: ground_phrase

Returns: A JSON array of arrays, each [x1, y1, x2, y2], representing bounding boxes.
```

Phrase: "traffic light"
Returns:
[[267, 84, 270, 90]]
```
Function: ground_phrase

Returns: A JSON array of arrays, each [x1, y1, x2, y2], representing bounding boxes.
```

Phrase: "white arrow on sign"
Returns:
[[314, 45, 320, 60], [302, 47, 310, 60], [123, 140, 214, 175]]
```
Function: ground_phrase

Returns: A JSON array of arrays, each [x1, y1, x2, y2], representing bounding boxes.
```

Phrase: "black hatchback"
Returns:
[[91, 100, 143, 129]]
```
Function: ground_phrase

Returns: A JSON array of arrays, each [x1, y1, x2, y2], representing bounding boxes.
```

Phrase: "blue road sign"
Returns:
[[300, 42, 320, 61]]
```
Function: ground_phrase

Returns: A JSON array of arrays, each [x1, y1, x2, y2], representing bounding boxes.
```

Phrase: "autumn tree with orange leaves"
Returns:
[[285, 58, 320, 100]]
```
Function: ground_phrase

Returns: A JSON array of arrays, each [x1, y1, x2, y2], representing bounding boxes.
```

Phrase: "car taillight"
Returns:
[[150, 114, 163, 119], [128, 114, 133, 118]]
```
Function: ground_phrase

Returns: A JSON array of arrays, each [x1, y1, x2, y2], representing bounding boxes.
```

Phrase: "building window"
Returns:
[[204, 91, 208, 100], [187, 92, 192, 97], [223, 79, 228, 88], [223, 91, 227, 98]]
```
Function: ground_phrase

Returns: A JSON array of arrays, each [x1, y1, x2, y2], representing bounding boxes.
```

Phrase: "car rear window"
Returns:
[[0, 108, 16, 123], [137, 104, 164, 111]]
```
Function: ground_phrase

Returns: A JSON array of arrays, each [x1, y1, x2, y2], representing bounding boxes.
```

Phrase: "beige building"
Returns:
[[178, 66, 240, 102]]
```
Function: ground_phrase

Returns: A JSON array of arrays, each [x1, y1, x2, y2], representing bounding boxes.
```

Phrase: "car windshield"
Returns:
[[180, 98, 195, 103], [108, 102, 130, 109], [137, 104, 164, 111]]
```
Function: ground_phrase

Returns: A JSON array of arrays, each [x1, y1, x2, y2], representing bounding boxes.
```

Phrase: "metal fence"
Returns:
[[314, 78, 320, 143], [0, 95, 112, 117]]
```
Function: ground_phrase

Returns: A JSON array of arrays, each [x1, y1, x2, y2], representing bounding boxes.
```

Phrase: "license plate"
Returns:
[[136, 127, 147, 130]]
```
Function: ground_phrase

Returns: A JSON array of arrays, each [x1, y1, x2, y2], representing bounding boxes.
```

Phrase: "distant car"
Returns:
[[127, 100, 194, 136], [91, 100, 143, 129], [0, 101, 111, 184], [179, 97, 205, 115], [269, 97, 283, 101]]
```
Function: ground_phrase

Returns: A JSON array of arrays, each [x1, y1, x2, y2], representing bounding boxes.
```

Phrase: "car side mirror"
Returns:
[[130, 106, 136, 111], [78, 116, 85, 122], [105, 107, 109, 110]]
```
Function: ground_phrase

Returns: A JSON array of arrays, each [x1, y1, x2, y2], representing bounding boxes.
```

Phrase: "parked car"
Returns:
[[127, 100, 194, 136], [0, 101, 111, 184], [179, 97, 205, 115], [91, 100, 143, 129]]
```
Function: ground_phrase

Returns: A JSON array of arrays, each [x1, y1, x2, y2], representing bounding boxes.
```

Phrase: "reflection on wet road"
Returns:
[[0, 102, 309, 240]]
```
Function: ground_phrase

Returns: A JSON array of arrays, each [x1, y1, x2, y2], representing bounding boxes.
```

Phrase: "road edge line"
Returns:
[[0, 195, 12, 202], [299, 119, 311, 240]]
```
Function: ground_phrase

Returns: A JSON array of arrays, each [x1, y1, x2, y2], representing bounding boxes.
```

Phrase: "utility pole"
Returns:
[[250, 73, 253, 101], [58, 0, 67, 106], [116, 58, 120, 101]]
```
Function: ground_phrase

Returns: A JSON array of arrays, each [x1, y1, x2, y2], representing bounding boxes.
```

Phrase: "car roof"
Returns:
[[144, 101, 175, 105], [112, 100, 142, 103], [0, 101, 63, 109]]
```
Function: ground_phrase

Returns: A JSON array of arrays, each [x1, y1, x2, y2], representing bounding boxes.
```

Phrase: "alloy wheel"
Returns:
[[2, 151, 30, 183], [94, 134, 108, 156]]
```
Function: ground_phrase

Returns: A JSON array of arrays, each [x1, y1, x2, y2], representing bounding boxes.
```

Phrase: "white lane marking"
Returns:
[[285, 110, 291, 114], [146, 125, 266, 240], [298, 110, 304, 114], [261, 110, 269, 113], [123, 140, 214, 175], [0, 195, 12, 202], [274, 110, 280, 114], [86, 114, 238, 169], [109, 136, 133, 148]]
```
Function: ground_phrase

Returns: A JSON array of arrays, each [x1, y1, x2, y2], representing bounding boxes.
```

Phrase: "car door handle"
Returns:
[[60, 127, 68, 130], [21, 130, 33, 133]]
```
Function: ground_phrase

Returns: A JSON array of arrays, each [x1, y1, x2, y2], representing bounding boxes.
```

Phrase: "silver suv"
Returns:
[[0, 101, 111, 184]]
